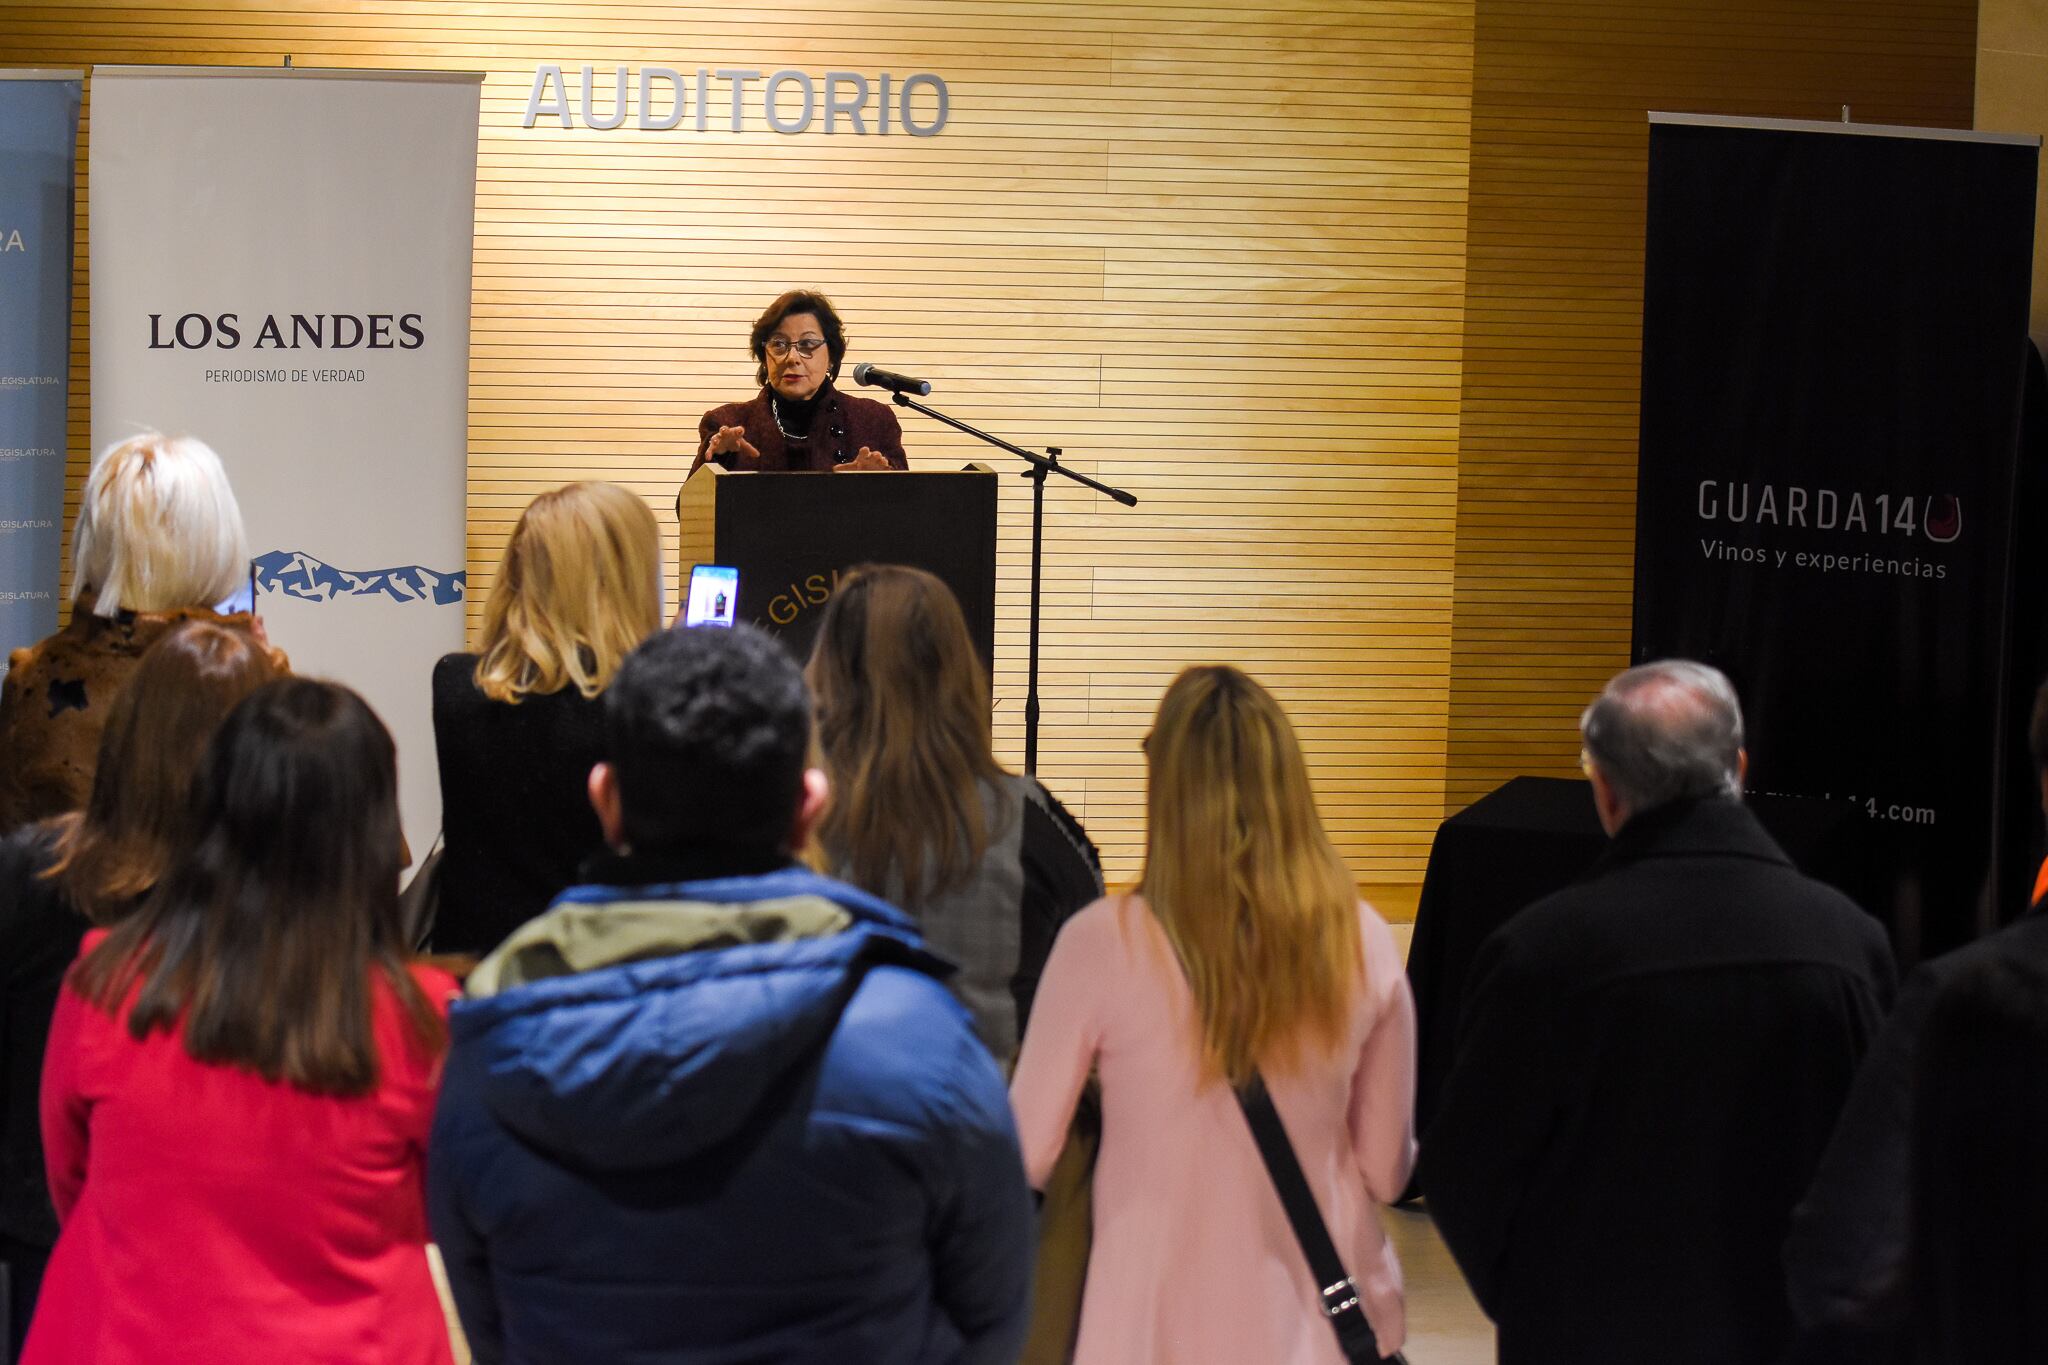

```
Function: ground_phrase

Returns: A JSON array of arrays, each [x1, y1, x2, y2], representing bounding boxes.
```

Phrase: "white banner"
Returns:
[[90, 66, 480, 861]]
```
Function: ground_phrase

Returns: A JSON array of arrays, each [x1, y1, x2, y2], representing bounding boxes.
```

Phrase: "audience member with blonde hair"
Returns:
[[1009, 665, 1416, 1363], [429, 480, 662, 954], [0, 621, 279, 1358], [0, 431, 281, 831], [807, 564, 1101, 1061]]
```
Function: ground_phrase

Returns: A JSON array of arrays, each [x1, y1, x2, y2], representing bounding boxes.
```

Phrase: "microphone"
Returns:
[[851, 362, 933, 396]]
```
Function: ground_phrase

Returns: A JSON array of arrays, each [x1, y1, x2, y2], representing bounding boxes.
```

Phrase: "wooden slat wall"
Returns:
[[1, 0, 1476, 909], [8, 0, 1975, 903], [1978, 0, 2048, 342], [1442, 0, 1978, 811]]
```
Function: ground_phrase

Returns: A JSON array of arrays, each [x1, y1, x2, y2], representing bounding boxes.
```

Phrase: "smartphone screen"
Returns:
[[684, 564, 739, 627], [215, 559, 257, 615]]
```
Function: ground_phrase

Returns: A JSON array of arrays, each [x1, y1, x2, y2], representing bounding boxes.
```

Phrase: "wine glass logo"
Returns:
[[1925, 495, 1961, 544]]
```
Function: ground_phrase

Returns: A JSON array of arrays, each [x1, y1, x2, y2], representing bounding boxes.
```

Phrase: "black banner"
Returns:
[[1635, 116, 2039, 960]]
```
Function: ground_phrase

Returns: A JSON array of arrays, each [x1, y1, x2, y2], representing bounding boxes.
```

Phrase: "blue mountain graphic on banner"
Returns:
[[252, 550, 466, 606]]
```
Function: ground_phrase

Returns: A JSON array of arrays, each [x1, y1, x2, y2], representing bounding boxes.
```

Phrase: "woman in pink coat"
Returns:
[[1010, 665, 1417, 1363]]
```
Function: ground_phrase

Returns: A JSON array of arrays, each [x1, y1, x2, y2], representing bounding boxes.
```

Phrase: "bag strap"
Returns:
[[1237, 1072, 1391, 1363]]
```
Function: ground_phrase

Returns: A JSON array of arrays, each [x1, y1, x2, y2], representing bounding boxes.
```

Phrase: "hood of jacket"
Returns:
[[451, 866, 946, 1173]]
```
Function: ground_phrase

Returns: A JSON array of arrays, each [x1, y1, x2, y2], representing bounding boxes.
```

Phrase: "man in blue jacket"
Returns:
[[427, 623, 1034, 1364]]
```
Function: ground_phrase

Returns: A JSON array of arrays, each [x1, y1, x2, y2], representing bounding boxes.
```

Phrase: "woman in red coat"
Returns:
[[25, 679, 456, 1365]]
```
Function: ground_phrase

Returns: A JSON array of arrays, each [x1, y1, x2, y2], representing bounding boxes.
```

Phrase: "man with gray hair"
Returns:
[[1424, 660, 1894, 1365]]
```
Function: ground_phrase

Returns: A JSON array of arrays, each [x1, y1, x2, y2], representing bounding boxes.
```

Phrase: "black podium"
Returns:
[[675, 464, 999, 668]]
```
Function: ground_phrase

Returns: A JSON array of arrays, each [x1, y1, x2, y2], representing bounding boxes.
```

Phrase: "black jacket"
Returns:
[[1784, 896, 2048, 1352], [1423, 796, 1896, 1365], [1013, 782, 1104, 1034], [0, 823, 86, 1251], [429, 654, 610, 956]]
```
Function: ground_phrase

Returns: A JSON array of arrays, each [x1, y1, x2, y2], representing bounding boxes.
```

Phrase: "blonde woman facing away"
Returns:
[[0, 431, 284, 832], [429, 482, 662, 955], [808, 565, 1102, 1063], [1009, 666, 1417, 1363]]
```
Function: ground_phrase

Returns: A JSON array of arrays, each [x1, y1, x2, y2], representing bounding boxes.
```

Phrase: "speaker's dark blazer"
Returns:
[[696, 383, 908, 473]]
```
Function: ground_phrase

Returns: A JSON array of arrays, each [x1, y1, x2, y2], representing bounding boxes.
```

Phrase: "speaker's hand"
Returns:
[[836, 446, 894, 472], [705, 424, 762, 465]]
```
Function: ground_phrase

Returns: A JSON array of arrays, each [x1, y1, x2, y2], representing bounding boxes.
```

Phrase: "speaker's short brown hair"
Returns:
[[749, 289, 847, 387]]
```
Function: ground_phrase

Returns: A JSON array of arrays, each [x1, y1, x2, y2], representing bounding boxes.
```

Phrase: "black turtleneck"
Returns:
[[771, 387, 825, 441]]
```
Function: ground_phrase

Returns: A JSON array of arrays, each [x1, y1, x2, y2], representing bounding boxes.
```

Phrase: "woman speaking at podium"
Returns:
[[696, 290, 908, 473]]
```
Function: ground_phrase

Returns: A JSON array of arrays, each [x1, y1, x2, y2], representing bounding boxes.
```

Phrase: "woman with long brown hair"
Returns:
[[25, 679, 457, 1364], [1009, 665, 1417, 1363], [808, 564, 1101, 1061], [431, 480, 662, 953], [0, 621, 278, 1355]]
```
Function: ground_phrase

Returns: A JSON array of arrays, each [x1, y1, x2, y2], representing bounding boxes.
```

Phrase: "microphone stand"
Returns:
[[889, 391, 1137, 775]]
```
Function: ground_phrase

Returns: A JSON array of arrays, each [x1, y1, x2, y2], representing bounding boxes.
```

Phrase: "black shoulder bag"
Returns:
[[1237, 1074, 1408, 1364]]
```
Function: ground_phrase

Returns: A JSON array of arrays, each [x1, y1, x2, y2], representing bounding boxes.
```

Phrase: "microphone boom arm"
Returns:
[[887, 391, 1137, 774], [889, 393, 1137, 506]]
